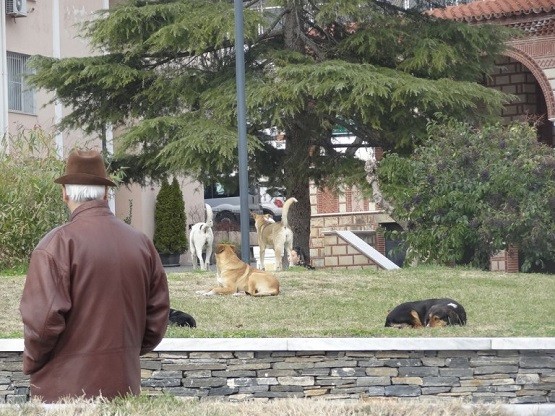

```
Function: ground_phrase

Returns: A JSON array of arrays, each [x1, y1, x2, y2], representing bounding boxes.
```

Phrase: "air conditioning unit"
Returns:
[[6, 0, 27, 17]]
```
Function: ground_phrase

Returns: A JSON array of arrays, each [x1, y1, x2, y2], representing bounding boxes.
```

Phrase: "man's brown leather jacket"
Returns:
[[20, 200, 170, 402]]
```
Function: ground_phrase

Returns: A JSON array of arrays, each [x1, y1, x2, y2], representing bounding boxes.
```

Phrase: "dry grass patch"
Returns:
[[2, 265, 554, 338], [0, 396, 511, 416]]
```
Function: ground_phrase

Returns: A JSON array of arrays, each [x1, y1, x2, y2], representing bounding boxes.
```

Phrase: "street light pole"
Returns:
[[234, 0, 251, 263]]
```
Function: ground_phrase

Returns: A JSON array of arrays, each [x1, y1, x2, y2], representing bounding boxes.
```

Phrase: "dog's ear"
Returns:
[[263, 214, 275, 223], [216, 244, 227, 254], [445, 308, 461, 325], [409, 310, 424, 328], [427, 314, 447, 327]]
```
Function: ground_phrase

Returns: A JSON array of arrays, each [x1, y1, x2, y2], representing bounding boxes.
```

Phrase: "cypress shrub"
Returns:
[[153, 177, 188, 254]]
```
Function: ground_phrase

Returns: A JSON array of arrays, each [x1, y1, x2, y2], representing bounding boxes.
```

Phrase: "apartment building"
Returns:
[[1, 0, 104, 141]]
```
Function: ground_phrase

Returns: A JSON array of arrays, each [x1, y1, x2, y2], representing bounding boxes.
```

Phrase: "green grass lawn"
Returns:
[[2, 265, 553, 338]]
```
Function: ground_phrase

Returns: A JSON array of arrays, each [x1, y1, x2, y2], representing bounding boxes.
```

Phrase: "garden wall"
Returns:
[[1, 338, 554, 404], [309, 212, 390, 269]]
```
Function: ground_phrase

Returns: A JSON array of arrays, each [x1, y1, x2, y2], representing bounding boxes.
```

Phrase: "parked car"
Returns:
[[259, 187, 285, 221], [204, 178, 260, 229]]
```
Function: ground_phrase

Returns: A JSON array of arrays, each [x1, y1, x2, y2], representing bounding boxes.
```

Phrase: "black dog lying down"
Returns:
[[385, 298, 466, 328], [168, 308, 196, 328]]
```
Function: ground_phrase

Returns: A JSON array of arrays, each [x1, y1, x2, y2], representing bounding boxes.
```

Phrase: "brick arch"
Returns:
[[504, 46, 555, 121]]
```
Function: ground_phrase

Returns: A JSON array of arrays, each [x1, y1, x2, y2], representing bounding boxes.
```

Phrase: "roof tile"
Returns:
[[429, 0, 555, 21]]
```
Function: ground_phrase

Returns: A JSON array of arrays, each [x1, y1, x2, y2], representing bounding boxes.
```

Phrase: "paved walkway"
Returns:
[[163, 261, 258, 274], [163, 264, 195, 273], [496, 404, 555, 415]]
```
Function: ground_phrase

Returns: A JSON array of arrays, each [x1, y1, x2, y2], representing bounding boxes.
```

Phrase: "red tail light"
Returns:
[[274, 199, 283, 208]]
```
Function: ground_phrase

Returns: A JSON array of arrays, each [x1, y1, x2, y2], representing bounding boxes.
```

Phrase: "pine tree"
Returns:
[[28, 0, 512, 258], [153, 178, 188, 255]]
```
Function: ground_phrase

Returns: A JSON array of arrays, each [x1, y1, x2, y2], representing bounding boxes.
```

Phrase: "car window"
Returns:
[[204, 182, 240, 199]]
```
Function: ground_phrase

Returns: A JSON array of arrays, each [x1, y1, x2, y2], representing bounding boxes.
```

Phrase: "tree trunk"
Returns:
[[283, 115, 313, 262], [288, 173, 311, 263], [283, 0, 304, 53], [280, 2, 317, 262]]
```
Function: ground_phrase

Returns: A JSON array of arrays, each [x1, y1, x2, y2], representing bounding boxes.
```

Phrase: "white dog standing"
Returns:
[[189, 203, 214, 270]]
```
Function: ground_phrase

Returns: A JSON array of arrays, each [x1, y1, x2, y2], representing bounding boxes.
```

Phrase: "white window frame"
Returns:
[[7, 51, 36, 115]]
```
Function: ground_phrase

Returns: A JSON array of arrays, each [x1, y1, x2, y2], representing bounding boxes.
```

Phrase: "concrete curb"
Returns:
[[3, 337, 555, 352]]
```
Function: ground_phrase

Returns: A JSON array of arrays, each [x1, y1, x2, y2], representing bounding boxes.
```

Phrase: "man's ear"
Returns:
[[104, 186, 108, 200], [62, 186, 69, 202]]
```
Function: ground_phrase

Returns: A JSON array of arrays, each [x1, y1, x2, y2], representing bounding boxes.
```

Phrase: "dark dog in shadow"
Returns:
[[168, 308, 196, 328], [385, 298, 466, 328]]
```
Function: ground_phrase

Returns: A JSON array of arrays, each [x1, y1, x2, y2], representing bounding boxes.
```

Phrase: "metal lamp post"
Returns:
[[234, 0, 251, 263]]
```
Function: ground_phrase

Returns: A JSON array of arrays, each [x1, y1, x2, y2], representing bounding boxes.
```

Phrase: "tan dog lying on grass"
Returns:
[[196, 244, 280, 296], [252, 197, 297, 271]]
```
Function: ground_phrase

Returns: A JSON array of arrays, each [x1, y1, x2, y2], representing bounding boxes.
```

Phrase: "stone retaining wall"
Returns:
[[1, 338, 554, 404]]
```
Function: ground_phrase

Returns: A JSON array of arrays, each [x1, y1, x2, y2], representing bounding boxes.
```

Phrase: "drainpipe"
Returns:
[[51, 0, 64, 157], [101, 0, 115, 213], [0, 0, 9, 147]]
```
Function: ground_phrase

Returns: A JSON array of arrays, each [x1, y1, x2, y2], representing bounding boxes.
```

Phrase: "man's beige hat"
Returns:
[[54, 149, 116, 187]]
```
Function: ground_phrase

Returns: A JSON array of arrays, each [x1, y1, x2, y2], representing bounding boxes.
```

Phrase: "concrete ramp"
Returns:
[[335, 230, 400, 270]]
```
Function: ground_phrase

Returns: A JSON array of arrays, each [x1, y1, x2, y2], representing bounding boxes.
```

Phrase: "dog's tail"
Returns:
[[205, 203, 214, 227], [281, 197, 297, 228]]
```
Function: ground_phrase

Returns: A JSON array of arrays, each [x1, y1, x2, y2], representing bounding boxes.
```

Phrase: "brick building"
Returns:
[[431, 0, 555, 146]]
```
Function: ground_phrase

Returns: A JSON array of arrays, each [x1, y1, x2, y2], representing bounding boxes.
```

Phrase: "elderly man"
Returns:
[[20, 149, 169, 403]]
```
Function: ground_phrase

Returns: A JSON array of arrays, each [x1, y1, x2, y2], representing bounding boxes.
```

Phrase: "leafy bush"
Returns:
[[153, 178, 188, 254], [379, 119, 555, 271], [0, 128, 67, 270]]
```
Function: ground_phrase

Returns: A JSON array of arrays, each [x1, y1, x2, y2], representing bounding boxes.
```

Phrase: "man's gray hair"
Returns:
[[65, 184, 106, 202]]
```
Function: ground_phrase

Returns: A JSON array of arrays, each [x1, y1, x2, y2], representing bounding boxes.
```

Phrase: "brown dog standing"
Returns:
[[252, 197, 297, 271], [197, 244, 280, 296]]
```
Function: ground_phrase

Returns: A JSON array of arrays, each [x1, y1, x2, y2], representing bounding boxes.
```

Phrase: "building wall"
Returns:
[[490, 247, 520, 273], [486, 52, 554, 146], [508, 33, 555, 130], [309, 178, 395, 269], [486, 56, 541, 121], [4, 0, 105, 140], [1, 338, 554, 404], [310, 212, 385, 269], [114, 178, 204, 241]]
